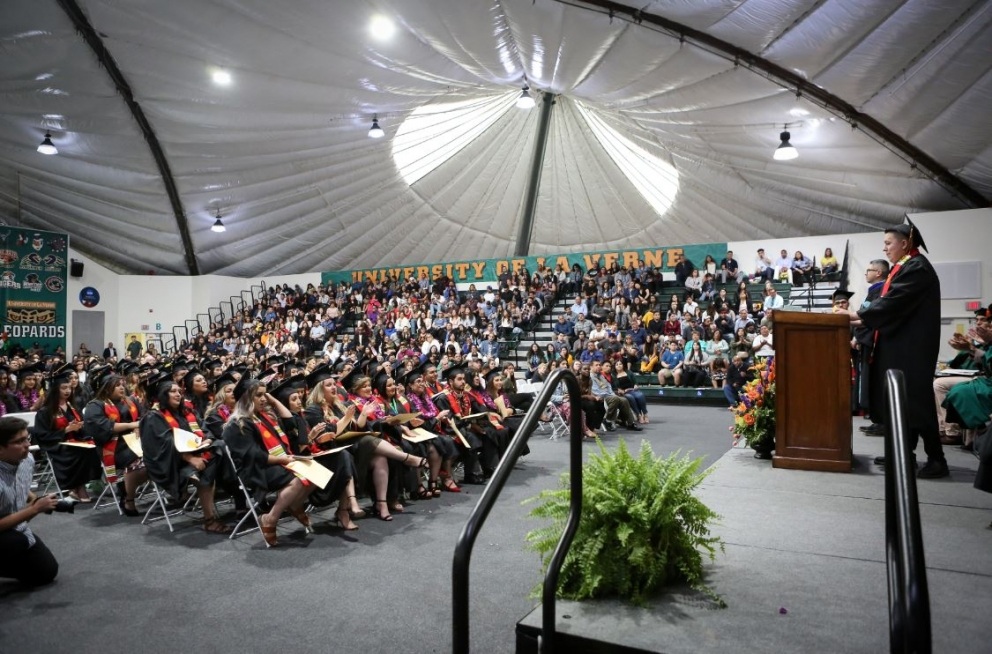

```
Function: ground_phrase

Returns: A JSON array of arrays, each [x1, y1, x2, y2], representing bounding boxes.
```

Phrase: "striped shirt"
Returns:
[[0, 453, 36, 547]]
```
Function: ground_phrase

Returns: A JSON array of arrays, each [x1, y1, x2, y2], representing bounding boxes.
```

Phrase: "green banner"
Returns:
[[321, 242, 726, 287], [0, 227, 68, 355]]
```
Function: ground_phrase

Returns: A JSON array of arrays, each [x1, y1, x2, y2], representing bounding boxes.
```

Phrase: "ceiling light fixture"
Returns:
[[369, 14, 396, 40], [368, 115, 384, 139], [516, 86, 535, 110], [37, 132, 57, 155], [773, 129, 798, 161], [211, 211, 226, 233]]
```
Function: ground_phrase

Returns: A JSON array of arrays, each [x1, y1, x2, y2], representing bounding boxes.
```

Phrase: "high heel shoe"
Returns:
[[119, 496, 140, 517], [289, 507, 313, 534], [347, 495, 366, 519], [372, 499, 393, 521], [430, 479, 442, 498], [441, 476, 461, 493], [334, 507, 359, 531], [403, 453, 429, 469], [260, 515, 278, 547]]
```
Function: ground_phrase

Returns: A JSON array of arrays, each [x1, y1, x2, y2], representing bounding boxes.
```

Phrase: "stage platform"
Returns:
[[518, 427, 992, 653]]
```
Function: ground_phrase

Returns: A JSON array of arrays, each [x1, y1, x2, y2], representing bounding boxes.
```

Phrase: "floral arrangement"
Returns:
[[731, 356, 776, 450]]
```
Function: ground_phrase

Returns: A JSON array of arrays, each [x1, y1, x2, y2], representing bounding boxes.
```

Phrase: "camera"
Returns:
[[44, 499, 76, 515]]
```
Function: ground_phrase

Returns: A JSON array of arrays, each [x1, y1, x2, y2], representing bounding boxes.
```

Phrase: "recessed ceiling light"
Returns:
[[369, 14, 396, 40], [211, 68, 232, 86]]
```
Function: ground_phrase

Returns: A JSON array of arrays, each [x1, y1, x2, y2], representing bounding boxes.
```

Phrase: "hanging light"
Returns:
[[37, 132, 57, 155], [773, 130, 798, 160], [516, 86, 535, 110], [368, 115, 384, 139], [211, 211, 226, 233]]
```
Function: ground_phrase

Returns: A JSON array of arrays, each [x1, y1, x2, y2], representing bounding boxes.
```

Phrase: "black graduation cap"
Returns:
[[145, 371, 173, 394], [484, 368, 503, 387], [885, 217, 928, 253], [20, 361, 46, 376], [332, 360, 350, 373], [402, 367, 426, 388], [171, 359, 191, 375], [305, 364, 335, 390], [88, 363, 112, 387], [137, 363, 154, 374], [181, 368, 203, 390], [270, 374, 305, 404], [442, 366, 465, 382], [831, 289, 855, 303], [211, 372, 238, 394], [339, 367, 365, 394], [265, 354, 287, 368], [204, 357, 223, 371], [50, 363, 74, 386], [372, 370, 389, 397], [118, 361, 139, 376], [232, 373, 256, 402]]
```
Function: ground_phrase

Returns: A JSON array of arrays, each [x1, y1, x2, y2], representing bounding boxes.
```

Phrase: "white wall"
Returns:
[[65, 248, 119, 353]]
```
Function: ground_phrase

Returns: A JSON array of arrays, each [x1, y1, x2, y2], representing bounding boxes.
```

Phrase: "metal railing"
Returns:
[[452, 368, 584, 654], [884, 369, 931, 653]]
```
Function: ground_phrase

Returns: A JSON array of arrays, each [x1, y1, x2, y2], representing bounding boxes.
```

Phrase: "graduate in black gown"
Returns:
[[844, 219, 948, 478], [34, 368, 101, 501], [269, 374, 359, 530], [182, 368, 211, 423], [82, 371, 146, 516], [139, 374, 230, 533], [222, 376, 316, 546]]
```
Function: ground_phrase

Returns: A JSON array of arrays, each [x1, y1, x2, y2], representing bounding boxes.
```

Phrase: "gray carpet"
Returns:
[[0, 405, 731, 654]]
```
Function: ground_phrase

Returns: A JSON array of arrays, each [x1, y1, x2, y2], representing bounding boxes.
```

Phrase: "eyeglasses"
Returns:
[[866, 268, 883, 273]]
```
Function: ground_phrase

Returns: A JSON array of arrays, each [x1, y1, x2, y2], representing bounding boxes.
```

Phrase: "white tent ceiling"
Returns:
[[0, 0, 989, 276]]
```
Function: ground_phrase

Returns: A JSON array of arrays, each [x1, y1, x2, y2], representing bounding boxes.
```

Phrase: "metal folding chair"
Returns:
[[93, 437, 122, 515], [141, 478, 200, 533], [221, 442, 269, 547]]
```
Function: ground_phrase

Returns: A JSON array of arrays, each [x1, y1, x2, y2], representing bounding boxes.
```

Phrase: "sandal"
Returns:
[[289, 507, 313, 534], [430, 479, 442, 498], [334, 507, 359, 531], [372, 499, 393, 522], [203, 517, 233, 535], [416, 485, 433, 500], [260, 515, 278, 547], [441, 477, 461, 493], [348, 495, 366, 519], [403, 453, 429, 469]]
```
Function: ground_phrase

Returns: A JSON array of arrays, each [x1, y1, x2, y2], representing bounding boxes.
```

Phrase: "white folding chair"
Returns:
[[141, 479, 200, 533]]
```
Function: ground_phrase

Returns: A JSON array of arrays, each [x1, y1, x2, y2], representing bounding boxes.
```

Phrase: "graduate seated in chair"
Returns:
[[139, 375, 230, 534]]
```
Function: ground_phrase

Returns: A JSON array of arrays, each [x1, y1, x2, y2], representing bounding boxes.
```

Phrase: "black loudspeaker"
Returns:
[[70, 260, 84, 277]]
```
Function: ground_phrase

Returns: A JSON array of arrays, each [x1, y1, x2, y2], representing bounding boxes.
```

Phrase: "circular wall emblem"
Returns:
[[79, 286, 100, 308]]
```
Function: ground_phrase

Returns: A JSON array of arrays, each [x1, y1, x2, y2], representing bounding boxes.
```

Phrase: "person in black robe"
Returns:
[[182, 369, 211, 422], [853, 259, 889, 435], [139, 376, 230, 533], [222, 376, 316, 546], [434, 368, 498, 482], [82, 373, 145, 516], [845, 220, 947, 478], [270, 374, 359, 530], [33, 369, 101, 501]]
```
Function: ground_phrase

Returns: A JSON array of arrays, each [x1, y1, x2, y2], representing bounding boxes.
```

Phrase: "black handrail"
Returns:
[[452, 368, 584, 654], [884, 369, 931, 653]]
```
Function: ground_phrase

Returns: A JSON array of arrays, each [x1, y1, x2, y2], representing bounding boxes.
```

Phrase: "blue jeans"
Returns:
[[624, 389, 647, 415], [724, 384, 740, 407]]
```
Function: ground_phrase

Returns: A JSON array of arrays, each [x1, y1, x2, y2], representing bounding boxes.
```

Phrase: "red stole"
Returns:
[[255, 413, 309, 486], [55, 405, 83, 439], [872, 249, 919, 359], [100, 398, 139, 482]]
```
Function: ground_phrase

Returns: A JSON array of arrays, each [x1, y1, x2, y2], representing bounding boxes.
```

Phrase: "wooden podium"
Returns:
[[772, 310, 852, 472]]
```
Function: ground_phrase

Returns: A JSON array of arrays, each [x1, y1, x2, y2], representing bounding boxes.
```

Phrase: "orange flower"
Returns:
[[744, 414, 756, 426]]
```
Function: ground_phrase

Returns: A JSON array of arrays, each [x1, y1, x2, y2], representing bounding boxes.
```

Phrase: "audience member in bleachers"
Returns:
[[718, 250, 745, 284], [753, 248, 774, 282], [724, 352, 751, 407], [752, 325, 775, 358], [682, 341, 711, 388], [791, 250, 814, 287], [673, 252, 695, 286], [657, 340, 684, 387]]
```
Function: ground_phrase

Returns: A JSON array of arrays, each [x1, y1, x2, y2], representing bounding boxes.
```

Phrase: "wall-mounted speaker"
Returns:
[[70, 259, 84, 278]]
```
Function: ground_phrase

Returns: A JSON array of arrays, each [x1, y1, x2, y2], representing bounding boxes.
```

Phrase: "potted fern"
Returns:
[[524, 440, 724, 607]]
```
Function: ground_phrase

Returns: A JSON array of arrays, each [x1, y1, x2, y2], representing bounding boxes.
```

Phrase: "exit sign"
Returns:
[[966, 301, 981, 311]]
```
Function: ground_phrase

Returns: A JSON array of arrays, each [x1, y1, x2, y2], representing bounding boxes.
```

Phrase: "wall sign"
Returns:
[[79, 286, 100, 308]]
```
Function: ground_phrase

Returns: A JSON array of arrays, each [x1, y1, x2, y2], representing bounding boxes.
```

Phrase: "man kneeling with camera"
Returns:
[[1, 416, 61, 587]]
